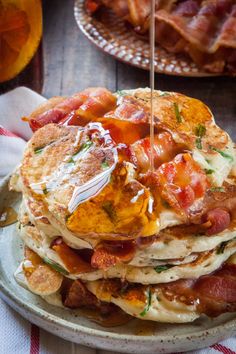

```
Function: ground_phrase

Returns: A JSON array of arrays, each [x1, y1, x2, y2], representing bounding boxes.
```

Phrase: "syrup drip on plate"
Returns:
[[0, 207, 17, 227], [149, 0, 156, 172]]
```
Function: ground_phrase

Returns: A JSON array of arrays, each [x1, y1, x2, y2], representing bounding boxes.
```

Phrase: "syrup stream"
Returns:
[[149, 0, 156, 172]]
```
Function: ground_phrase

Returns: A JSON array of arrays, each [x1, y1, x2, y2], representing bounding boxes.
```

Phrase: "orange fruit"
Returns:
[[0, 0, 42, 83]]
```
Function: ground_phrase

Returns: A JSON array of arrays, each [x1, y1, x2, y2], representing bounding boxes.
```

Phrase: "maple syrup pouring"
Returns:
[[149, 0, 156, 172]]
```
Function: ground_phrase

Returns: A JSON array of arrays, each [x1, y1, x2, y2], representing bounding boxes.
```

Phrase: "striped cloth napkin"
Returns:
[[0, 87, 235, 354]]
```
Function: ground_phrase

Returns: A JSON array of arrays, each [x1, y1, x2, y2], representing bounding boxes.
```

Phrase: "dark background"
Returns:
[[42, 0, 236, 138]]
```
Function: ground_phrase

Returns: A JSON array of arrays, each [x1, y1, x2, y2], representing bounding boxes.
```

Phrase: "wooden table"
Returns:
[[43, 0, 236, 139]]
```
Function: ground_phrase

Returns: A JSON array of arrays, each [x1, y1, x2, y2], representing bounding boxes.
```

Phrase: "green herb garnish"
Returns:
[[161, 199, 170, 209], [195, 124, 206, 150], [43, 188, 48, 195], [116, 90, 127, 96], [74, 140, 93, 156], [34, 146, 44, 154], [68, 157, 75, 164], [210, 146, 234, 162], [217, 241, 228, 255], [120, 283, 129, 295], [159, 92, 170, 97], [173, 102, 182, 123], [154, 264, 174, 273], [102, 201, 116, 221], [204, 168, 214, 175], [210, 187, 224, 192], [195, 137, 202, 149], [65, 214, 70, 222], [43, 257, 69, 275], [101, 160, 109, 169], [195, 124, 206, 138], [140, 288, 152, 317]]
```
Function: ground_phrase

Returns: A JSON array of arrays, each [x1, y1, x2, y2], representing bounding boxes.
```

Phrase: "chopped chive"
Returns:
[[102, 201, 116, 221], [161, 199, 170, 209], [43, 257, 69, 275], [195, 124, 206, 138], [101, 160, 109, 169], [154, 264, 174, 273], [210, 187, 225, 192], [173, 102, 182, 123], [120, 283, 129, 295], [73, 140, 93, 156], [195, 137, 202, 150], [140, 288, 152, 317], [217, 241, 228, 255], [68, 157, 75, 164], [34, 146, 44, 154], [159, 92, 170, 97], [204, 168, 214, 175], [195, 124, 206, 150], [116, 90, 127, 96], [43, 188, 48, 195], [210, 146, 234, 162], [65, 214, 70, 222]]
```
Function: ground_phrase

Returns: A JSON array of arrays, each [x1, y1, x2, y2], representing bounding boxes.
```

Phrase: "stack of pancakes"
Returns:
[[11, 88, 236, 323]]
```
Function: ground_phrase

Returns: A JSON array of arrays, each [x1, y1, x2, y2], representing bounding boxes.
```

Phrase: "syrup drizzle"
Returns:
[[149, 0, 156, 172]]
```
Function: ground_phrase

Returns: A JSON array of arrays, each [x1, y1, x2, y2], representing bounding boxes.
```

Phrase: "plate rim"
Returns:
[[73, 0, 222, 78], [0, 174, 236, 348]]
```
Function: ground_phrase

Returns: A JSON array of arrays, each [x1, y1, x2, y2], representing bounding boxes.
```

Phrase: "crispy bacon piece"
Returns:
[[130, 132, 182, 172], [203, 208, 231, 236], [141, 153, 209, 213], [85, 0, 100, 14], [91, 241, 136, 270], [158, 263, 236, 317], [196, 275, 236, 303], [189, 183, 236, 225], [51, 238, 92, 274], [105, 95, 150, 124], [74, 88, 117, 121], [97, 117, 149, 145], [62, 278, 99, 309], [28, 88, 117, 131]]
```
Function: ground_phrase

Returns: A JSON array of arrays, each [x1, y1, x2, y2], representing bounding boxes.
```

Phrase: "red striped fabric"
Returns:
[[30, 324, 40, 354], [0, 126, 18, 137], [211, 343, 236, 354]]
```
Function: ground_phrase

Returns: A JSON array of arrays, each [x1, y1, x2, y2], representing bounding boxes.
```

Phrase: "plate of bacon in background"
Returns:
[[74, 0, 236, 77]]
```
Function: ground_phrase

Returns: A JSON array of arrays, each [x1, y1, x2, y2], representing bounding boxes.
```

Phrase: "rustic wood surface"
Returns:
[[42, 0, 236, 139]]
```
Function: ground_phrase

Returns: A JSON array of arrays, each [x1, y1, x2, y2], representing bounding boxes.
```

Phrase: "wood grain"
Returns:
[[42, 0, 236, 140]]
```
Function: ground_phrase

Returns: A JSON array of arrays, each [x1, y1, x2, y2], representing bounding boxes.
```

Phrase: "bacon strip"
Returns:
[[140, 153, 209, 214], [160, 263, 236, 317], [62, 279, 99, 309], [88, 0, 236, 73], [130, 132, 182, 172], [91, 241, 136, 270], [203, 208, 231, 236], [51, 238, 92, 274], [28, 88, 117, 131]]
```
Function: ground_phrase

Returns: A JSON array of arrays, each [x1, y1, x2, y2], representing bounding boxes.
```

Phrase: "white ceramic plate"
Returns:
[[0, 175, 236, 353]]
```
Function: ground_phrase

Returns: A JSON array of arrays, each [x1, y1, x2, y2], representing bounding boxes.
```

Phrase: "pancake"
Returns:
[[86, 253, 236, 323], [19, 220, 236, 285], [18, 194, 236, 267], [15, 247, 236, 323]]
